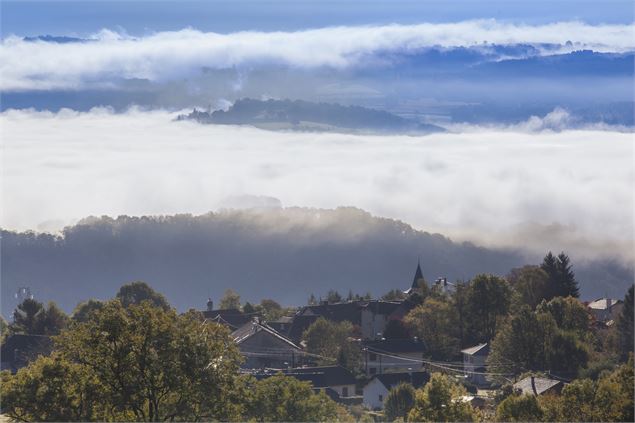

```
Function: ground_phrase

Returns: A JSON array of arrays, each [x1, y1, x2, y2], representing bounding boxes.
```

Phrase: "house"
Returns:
[[203, 308, 253, 331], [0, 334, 53, 373], [289, 299, 416, 343], [363, 371, 429, 410], [267, 316, 294, 336], [457, 395, 487, 409], [287, 301, 362, 344], [461, 343, 490, 385], [286, 314, 320, 344], [587, 298, 623, 323], [360, 300, 415, 340], [362, 338, 426, 376], [253, 365, 359, 404], [232, 319, 304, 369], [513, 376, 564, 396], [283, 366, 358, 399], [432, 277, 455, 295]]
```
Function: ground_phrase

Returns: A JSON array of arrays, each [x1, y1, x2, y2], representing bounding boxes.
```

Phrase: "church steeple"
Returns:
[[411, 260, 423, 289]]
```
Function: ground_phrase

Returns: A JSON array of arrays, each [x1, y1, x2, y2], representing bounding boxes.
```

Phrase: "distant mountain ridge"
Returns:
[[178, 98, 446, 134], [1, 208, 632, 315]]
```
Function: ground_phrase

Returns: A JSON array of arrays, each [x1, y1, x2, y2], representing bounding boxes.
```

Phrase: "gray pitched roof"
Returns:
[[461, 343, 490, 356], [283, 366, 357, 387], [588, 298, 622, 310], [361, 300, 403, 316], [203, 308, 253, 330], [232, 319, 301, 350], [371, 371, 430, 390], [513, 376, 563, 396]]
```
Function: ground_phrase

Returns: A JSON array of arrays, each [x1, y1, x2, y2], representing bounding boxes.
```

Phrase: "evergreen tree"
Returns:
[[10, 298, 45, 335], [10, 299, 68, 336], [617, 285, 634, 360], [243, 302, 256, 314], [556, 252, 579, 298], [326, 290, 343, 304], [541, 251, 559, 300], [541, 251, 579, 299]]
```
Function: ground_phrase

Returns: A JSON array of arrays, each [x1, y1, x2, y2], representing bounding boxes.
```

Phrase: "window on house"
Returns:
[[379, 394, 383, 402], [342, 387, 349, 397], [369, 353, 377, 361], [369, 367, 377, 375]]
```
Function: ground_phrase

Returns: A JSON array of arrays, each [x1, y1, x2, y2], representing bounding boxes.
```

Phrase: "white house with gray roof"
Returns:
[[461, 343, 490, 385]]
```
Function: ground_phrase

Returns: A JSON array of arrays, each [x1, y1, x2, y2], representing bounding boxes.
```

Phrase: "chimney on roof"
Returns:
[[530, 376, 538, 396], [206, 298, 214, 312]]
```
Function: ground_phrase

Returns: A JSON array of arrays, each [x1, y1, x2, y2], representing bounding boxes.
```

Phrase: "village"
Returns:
[[2, 257, 632, 421]]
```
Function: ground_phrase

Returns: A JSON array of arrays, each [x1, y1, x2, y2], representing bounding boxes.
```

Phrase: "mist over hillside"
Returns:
[[177, 98, 445, 134], [2, 208, 632, 316]]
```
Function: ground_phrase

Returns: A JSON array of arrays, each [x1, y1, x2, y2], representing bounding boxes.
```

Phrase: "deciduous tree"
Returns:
[[383, 319, 411, 340], [219, 288, 241, 310], [115, 281, 170, 310], [303, 317, 352, 365], [71, 299, 104, 323], [245, 374, 343, 422], [466, 274, 511, 343], [384, 382, 416, 422], [405, 298, 460, 359], [56, 301, 244, 421], [0, 354, 105, 422], [488, 306, 587, 377], [495, 394, 543, 422], [536, 296, 590, 335], [507, 265, 550, 309], [407, 373, 476, 422]]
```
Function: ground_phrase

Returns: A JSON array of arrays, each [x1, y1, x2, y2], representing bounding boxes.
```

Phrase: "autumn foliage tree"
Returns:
[[2, 299, 245, 422], [407, 373, 476, 422], [405, 298, 460, 359], [384, 382, 416, 421]]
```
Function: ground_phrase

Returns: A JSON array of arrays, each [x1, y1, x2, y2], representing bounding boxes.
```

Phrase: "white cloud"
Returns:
[[447, 108, 635, 133], [1, 20, 633, 91], [1, 108, 633, 263]]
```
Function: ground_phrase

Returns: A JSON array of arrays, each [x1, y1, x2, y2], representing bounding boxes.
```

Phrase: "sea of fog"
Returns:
[[1, 108, 633, 263]]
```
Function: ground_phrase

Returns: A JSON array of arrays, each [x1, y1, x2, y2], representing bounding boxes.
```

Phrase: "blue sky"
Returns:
[[2, 0, 634, 37]]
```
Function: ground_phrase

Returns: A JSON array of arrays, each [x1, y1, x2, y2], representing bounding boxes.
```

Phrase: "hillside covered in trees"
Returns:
[[177, 98, 445, 134], [1, 208, 632, 315]]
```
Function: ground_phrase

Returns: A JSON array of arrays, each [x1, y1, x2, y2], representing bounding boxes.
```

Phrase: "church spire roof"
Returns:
[[412, 260, 423, 289]]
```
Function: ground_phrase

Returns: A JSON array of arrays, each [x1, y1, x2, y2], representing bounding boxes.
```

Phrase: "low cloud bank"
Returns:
[[2, 108, 632, 265], [1, 20, 634, 90]]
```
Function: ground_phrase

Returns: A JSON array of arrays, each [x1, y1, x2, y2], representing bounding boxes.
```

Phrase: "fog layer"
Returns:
[[2, 108, 632, 264]]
